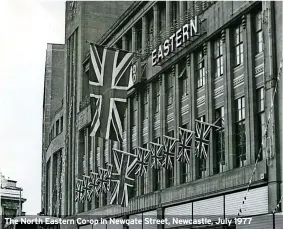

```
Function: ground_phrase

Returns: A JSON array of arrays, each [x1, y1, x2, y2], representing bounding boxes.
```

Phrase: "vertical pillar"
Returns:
[[179, 1, 186, 26], [153, 3, 160, 48], [122, 35, 127, 50], [132, 26, 137, 52], [190, 53, 197, 181], [148, 83, 154, 192], [142, 15, 148, 55], [166, 1, 172, 36], [49, 155, 54, 215], [174, 63, 181, 185], [225, 28, 236, 170], [206, 41, 215, 176], [160, 75, 165, 189]]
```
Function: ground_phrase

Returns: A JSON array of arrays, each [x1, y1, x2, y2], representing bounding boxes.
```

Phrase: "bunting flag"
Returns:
[[96, 164, 113, 193], [89, 44, 134, 141], [82, 175, 93, 202], [110, 149, 137, 207], [89, 171, 100, 197], [134, 147, 150, 177], [162, 135, 179, 169], [75, 179, 85, 203], [149, 142, 164, 169], [178, 127, 194, 163], [195, 119, 221, 160]]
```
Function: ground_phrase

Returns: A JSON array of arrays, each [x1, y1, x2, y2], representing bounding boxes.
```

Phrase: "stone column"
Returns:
[[166, 1, 172, 36], [179, 1, 186, 26], [132, 26, 137, 52], [148, 83, 154, 192], [122, 35, 127, 50], [142, 15, 148, 55], [153, 3, 160, 48]]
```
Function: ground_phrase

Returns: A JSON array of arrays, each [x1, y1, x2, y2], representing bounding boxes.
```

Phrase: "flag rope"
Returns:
[[237, 59, 281, 216]]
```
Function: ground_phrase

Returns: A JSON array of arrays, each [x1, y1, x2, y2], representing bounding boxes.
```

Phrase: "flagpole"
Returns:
[[112, 149, 138, 158], [86, 40, 141, 55]]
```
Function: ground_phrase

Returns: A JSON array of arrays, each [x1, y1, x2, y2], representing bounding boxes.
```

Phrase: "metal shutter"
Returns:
[[236, 214, 273, 229], [79, 225, 92, 229], [164, 202, 192, 228], [93, 223, 106, 229], [107, 218, 124, 229], [193, 196, 224, 222], [225, 186, 268, 217], [128, 213, 142, 229], [143, 210, 158, 229], [275, 212, 283, 229]]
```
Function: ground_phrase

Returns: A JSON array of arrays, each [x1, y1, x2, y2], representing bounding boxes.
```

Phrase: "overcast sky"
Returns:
[[0, 0, 65, 214]]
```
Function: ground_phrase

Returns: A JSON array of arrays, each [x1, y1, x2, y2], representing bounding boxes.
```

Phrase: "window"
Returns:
[[60, 117, 63, 133], [166, 72, 173, 106], [180, 124, 189, 184], [155, 80, 161, 113], [214, 38, 224, 78], [235, 97, 246, 167], [234, 24, 244, 66], [102, 192, 107, 206], [152, 137, 161, 191], [143, 89, 148, 120], [257, 88, 265, 160], [215, 107, 225, 174], [56, 120, 60, 136], [141, 143, 148, 195], [197, 50, 205, 88], [179, 58, 188, 97], [165, 131, 174, 188], [255, 11, 263, 53], [196, 116, 206, 179]]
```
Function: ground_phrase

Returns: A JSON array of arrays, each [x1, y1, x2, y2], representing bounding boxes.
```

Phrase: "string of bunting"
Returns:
[[238, 58, 281, 216]]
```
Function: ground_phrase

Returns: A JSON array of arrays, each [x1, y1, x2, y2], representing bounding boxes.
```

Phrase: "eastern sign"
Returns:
[[152, 16, 199, 66]]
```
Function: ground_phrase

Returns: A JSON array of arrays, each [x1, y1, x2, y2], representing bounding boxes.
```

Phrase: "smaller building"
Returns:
[[0, 174, 26, 229]]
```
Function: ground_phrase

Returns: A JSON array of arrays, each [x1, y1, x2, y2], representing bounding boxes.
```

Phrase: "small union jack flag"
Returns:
[[134, 147, 150, 177], [178, 127, 194, 163], [75, 179, 85, 203], [89, 171, 99, 197], [149, 142, 164, 169], [82, 175, 93, 202], [96, 164, 113, 194], [162, 135, 179, 169], [110, 149, 137, 207], [195, 119, 221, 159]]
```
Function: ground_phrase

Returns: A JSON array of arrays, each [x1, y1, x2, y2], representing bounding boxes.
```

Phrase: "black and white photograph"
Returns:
[[1, 1, 283, 229]]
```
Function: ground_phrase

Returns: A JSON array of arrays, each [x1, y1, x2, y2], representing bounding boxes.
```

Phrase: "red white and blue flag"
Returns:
[[149, 142, 164, 169], [134, 147, 150, 177], [109, 149, 137, 207], [96, 164, 113, 194], [178, 127, 194, 163], [162, 135, 178, 169], [89, 44, 134, 141]]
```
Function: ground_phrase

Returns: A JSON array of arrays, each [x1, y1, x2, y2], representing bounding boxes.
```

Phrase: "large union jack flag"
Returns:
[[89, 44, 134, 141], [109, 149, 137, 207], [149, 142, 164, 169], [82, 175, 93, 202], [89, 171, 99, 197], [178, 127, 194, 163], [162, 135, 179, 169], [134, 147, 150, 177]]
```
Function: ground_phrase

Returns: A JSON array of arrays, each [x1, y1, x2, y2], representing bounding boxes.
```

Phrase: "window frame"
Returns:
[[234, 24, 244, 66]]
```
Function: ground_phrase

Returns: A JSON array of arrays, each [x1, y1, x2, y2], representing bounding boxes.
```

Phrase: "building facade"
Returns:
[[41, 43, 65, 216], [0, 175, 26, 229], [43, 1, 283, 228]]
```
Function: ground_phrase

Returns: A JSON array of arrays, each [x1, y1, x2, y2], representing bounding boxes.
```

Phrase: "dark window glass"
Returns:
[[214, 38, 224, 78], [257, 88, 265, 161], [197, 50, 205, 88], [215, 107, 225, 174], [255, 11, 263, 54], [234, 24, 244, 66]]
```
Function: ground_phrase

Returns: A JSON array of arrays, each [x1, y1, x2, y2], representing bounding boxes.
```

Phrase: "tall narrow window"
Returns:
[[196, 115, 206, 178], [257, 88, 265, 161], [166, 71, 173, 106], [215, 107, 225, 174], [179, 58, 188, 97], [143, 89, 148, 120], [255, 11, 263, 54], [235, 97, 246, 167], [60, 117, 63, 133], [180, 124, 189, 184], [214, 38, 223, 78], [165, 131, 174, 188], [155, 80, 161, 113], [141, 143, 148, 195], [56, 120, 60, 136], [197, 50, 205, 88], [234, 24, 244, 66], [152, 137, 161, 191]]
